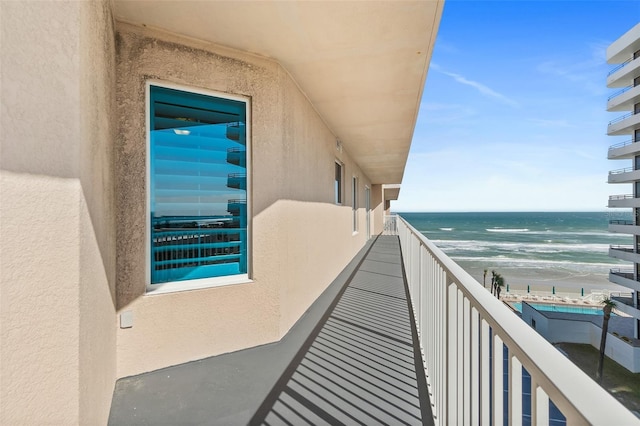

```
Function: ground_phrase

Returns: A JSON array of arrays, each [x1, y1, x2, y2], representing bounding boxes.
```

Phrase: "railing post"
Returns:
[[463, 297, 471, 426], [439, 268, 447, 426], [447, 282, 457, 425], [471, 308, 480, 425], [510, 356, 523, 425], [531, 382, 549, 425], [481, 319, 490, 425], [457, 289, 464, 424], [493, 335, 504, 426]]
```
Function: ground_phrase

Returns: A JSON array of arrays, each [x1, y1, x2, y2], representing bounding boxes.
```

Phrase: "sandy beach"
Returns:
[[460, 262, 630, 297]]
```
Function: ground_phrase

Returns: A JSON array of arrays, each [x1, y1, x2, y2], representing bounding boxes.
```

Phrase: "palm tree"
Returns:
[[495, 274, 505, 299], [490, 270, 497, 294], [596, 298, 616, 384], [483, 269, 488, 288]]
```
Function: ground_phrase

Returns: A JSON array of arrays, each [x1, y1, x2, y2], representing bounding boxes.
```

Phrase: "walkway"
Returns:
[[109, 236, 433, 425]]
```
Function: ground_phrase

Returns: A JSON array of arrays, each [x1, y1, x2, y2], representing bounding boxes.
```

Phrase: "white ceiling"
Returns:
[[114, 0, 443, 184]]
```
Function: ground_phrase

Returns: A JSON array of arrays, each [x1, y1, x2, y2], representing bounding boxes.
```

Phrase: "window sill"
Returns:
[[145, 274, 252, 295]]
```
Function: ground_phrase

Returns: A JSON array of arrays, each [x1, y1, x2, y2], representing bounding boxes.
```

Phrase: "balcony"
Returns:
[[611, 294, 640, 319], [109, 219, 637, 425], [607, 85, 640, 112], [608, 112, 640, 136], [608, 219, 640, 235], [607, 57, 640, 88], [608, 138, 640, 159], [610, 268, 640, 292], [608, 194, 640, 208], [609, 245, 640, 263], [608, 166, 640, 183], [607, 23, 640, 70]]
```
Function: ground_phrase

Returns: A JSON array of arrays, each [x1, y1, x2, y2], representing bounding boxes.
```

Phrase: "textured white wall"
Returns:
[[0, 1, 117, 424]]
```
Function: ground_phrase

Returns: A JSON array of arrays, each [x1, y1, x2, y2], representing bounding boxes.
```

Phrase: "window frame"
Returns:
[[352, 175, 358, 233], [145, 80, 252, 294], [335, 161, 344, 205]]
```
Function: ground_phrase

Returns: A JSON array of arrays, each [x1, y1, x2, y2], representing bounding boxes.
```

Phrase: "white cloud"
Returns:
[[536, 57, 606, 96], [431, 63, 519, 107]]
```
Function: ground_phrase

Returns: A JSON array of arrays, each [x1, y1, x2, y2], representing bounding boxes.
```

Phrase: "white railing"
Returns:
[[397, 216, 639, 425]]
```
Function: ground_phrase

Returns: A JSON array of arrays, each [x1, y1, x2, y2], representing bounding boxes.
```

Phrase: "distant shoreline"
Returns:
[[460, 262, 628, 296]]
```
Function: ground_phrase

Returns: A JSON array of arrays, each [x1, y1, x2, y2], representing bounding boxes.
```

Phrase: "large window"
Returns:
[[148, 84, 249, 289]]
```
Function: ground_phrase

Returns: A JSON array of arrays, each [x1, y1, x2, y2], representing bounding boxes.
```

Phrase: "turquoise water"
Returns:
[[399, 212, 629, 277], [512, 302, 614, 316]]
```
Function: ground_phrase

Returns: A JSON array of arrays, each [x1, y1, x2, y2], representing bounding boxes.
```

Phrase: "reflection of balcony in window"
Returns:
[[227, 199, 247, 217], [226, 147, 246, 167], [226, 123, 246, 145], [227, 173, 247, 190], [151, 227, 245, 281]]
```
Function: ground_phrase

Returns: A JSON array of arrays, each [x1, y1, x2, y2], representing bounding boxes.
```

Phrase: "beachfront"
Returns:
[[463, 263, 628, 298]]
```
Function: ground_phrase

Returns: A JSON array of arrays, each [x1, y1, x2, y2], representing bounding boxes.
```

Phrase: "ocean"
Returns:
[[399, 212, 631, 294]]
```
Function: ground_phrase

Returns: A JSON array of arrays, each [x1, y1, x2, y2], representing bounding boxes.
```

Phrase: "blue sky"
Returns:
[[395, 0, 640, 212]]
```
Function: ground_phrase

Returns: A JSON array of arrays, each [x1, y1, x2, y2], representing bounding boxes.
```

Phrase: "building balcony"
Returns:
[[607, 84, 640, 112], [609, 219, 640, 235], [607, 23, 640, 68], [108, 217, 638, 425], [608, 138, 640, 159], [610, 269, 640, 293], [608, 112, 640, 136], [608, 194, 640, 208], [607, 56, 640, 88], [611, 293, 640, 312], [610, 294, 640, 319], [608, 167, 640, 183], [609, 244, 640, 263]]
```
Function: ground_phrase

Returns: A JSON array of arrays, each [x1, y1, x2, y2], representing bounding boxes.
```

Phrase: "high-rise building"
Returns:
[[607, 22, 640, 340]]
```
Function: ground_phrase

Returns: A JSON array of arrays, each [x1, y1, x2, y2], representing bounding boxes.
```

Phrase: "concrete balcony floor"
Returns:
[[109, 236, 433, 425]]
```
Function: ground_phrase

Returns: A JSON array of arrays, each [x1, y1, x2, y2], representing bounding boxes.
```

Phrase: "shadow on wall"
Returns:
[[116, 196, 383, 311]]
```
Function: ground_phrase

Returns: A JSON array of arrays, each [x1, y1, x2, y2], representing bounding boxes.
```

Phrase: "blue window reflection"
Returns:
[[149, 85, 247, 284]]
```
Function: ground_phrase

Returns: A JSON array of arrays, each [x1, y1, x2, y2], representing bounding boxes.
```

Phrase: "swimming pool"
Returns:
[[512, 302, 614, 316]]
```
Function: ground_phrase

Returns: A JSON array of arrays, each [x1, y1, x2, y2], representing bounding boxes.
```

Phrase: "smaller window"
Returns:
[[335, 162, 343, 204], [352, 176, 358, 232]]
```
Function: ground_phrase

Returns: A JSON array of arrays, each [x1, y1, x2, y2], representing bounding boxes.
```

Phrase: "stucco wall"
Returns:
[[115, 24, 373, 378], [78, 1, 118, 424], [0, 1, 117, 425]]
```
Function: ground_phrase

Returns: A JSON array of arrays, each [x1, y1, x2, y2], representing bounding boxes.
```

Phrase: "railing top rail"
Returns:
[[610, 244, 633, 249], [610, 267, 634, 274], [609, 111, 634, 126], [609, 166, 634, 175], [607, 57, 633, 76], [609, 138, 634, 150], [608, 85, 634, 101], [609, 219, 634, 225], [609, 194, 634, 200], [397, 215, 639, 424]]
